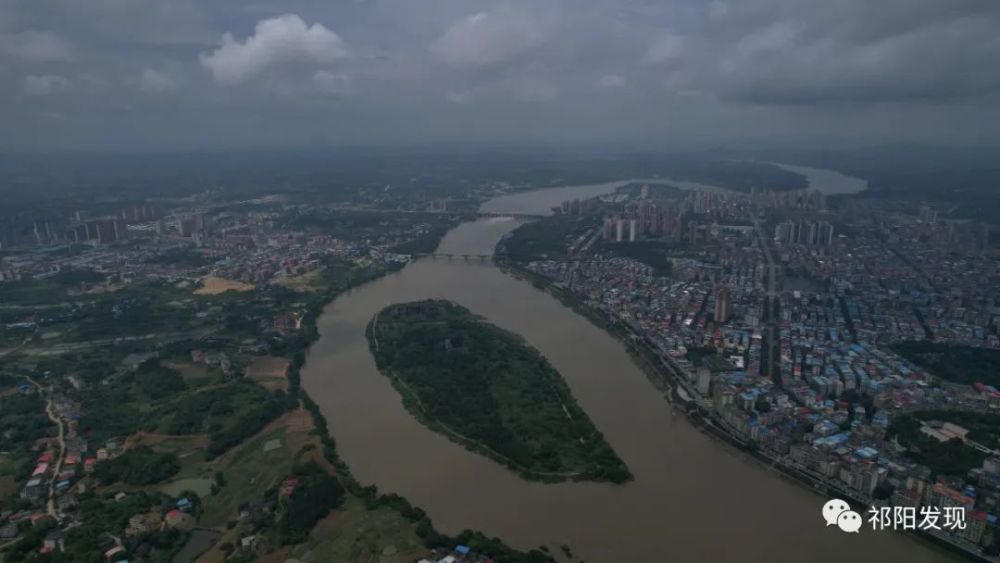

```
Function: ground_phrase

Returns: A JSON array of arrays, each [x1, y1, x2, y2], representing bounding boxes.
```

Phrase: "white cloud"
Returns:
[[138, 69, 178, 93], [431, 10, 543, 70], [313, 70, 350, 94], [200, 14, 347, 84], [644, 32, 685, 66], [22, 74, 70, 96], [0, 30, 73, 63], [599, 74, 626, 88]]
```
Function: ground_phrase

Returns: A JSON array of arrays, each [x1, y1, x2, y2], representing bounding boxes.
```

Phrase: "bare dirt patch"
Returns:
[[164, 360, 215, 383], [125, 432, 210, 459], [272, 268, 325, 293], [0, 475, 17, 498], [209, 407, 317, 471], [194, 276, 254, 295], [245, 356, 291, 391], [69, 283, 125, 296]]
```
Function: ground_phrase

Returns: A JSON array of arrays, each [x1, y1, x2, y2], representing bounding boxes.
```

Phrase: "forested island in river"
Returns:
[[367, 300, 631, 483]]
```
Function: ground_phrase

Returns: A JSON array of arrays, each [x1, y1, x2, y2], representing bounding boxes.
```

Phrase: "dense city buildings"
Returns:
[[509, 183, 1000, 558]]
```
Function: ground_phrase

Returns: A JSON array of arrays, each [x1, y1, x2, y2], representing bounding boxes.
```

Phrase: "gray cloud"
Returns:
[[1, 0, 999, 150], [599, 74, 626, 89], [430, 9, 545, 70], [22, 74, 70, 96], [312, 70, 351, 95], [7, 0, 215, 47], [671, 0, 1000, 104], [446, 90, 472, 104], [138, 69, 178, 93], [0, 30, 74, 64], [643, 33, 685, 66]]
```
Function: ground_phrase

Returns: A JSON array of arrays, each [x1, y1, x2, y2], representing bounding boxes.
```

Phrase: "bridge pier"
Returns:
[[412, 252, 491, 261], [476, 212, 547, 220]]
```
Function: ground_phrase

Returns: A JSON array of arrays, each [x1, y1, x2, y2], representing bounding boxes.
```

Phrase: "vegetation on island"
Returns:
[[367, 299, 631, 483]]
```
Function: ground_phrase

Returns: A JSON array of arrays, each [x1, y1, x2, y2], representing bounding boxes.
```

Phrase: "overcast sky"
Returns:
[[2, 0, 999, 151]]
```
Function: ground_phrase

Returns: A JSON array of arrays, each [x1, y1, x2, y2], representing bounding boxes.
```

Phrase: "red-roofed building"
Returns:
[[925, 483, 975, 511], [164, 509, 193, 529], [274, 315, 294, 332], [280, 477, 299, 498]]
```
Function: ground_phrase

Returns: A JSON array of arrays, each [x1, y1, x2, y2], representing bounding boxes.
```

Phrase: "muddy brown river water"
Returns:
[[301, 171, 957, 562]]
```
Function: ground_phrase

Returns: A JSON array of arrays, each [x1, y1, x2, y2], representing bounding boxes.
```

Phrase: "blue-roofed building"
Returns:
[[814, 432, 850, 448], [872, 410, 889, 427], [854, 447, 878, 460]]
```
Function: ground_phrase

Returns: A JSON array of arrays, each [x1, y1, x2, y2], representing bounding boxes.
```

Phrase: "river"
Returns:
[[300, 166, 953, 562]]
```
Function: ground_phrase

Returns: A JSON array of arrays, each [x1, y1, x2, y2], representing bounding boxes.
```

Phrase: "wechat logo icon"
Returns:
[[823, 499, 862, 533]]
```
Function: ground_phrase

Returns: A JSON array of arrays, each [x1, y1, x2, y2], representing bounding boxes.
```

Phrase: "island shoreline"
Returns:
[[363, 300, 633, 484], [290, 258, 557, 561]]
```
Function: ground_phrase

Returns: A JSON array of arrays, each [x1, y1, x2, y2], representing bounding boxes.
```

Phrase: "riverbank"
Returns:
[[288, 264, 556, 563], [297, 168, 960, 562], [365, 299, 631, 484], [498, 258, 987, 563]]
